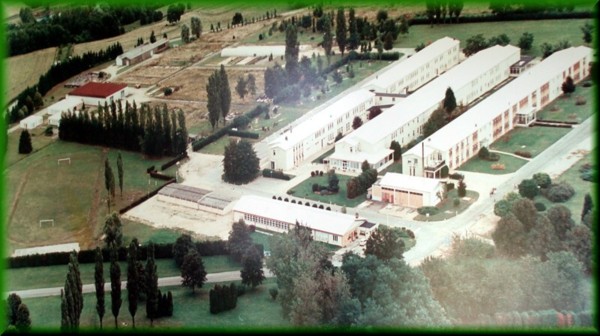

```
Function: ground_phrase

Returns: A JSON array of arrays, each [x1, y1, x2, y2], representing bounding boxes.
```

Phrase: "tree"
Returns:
[[104, 158, 115, 208], [6, 293, 22, 326], [335, 7, 347, 56], [328, 169, 340, 192], [463, 34, 488, 56], [581, 193, 593, 222], [246, 74, 257, 96], [580, 22, 593, 44], [322, 14, 333, 62], [368, 106, 382, 120], [181, 249, 207, 293], [562, 76, 576, 95], [546, 205, 575, 241], [488, 33, 510, 46], [448, 0, 464, 23], [117, 152, 123, 198], [375, 36, 383, 60], [232, 12, 243, 25], [103, 212, 123, 247], [348, 8, 359, 51], [423, 108, 448, 138], [511, 198, 538, 232], [235, 76, 248, 99], [364, 225, 406, 261], [219, 65, 232, 123], [443, 87, 457, 114], [383, 32, 394, 50], [15, 303, 31, 332], [565, 225, 593, 274], [352, 116, 363, 129], [264, 63, 286, 98], [228, 219, 253, 262], [518, 32, 534, 51], [191, 17, 202, 38], [222, 139, 260, 184], [173, 233, 195, 268], [241, 245, 265, 288], [109, 244, 122, 329], [181, 24, 190, 43], [478, 146, 490, 160], [285, 23, 300, 85], [145, 243, 159, 326], [61, 251, 83, 331], [457, 179, 467, 197], [19, 7, 35, 24], [127, 240, 140, 328], [94, 248, 105, 329], [390, 141, 402, 161], [518, 179, 538, 199], [492, 213, 528, 258], [18, 129, 32, 154], [167, 4, 184, 23], [206, 70, 222, 129]]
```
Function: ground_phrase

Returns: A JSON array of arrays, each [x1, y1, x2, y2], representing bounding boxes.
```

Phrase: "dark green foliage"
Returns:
[[219, 65, 232, 123], [145, 243, 159, 325], [94, 248, 105, 329], [322, 14, 333, 59], [580, 21, 593, 43], [109, 245, 122, 328], [285, 23, 300, 84], [103, 212, 122, 247], [167, 4, 185, 23], [546, 205, 575, 241], [232, 12, 243, 25], [352, 116, 363, 129], [181, 249, 207, 293], [269, 287, 279, 300], [532, 172, 551, 189], [235, 76, 248, 99], [227, 129, 259, 139], [443, 87, 457, 114], [581, 193, 593, 221], [61, 252, 83, 331], [181, 24, 190, 43], [565, 225, 593, 274], [364, 225, 406, 261], [534, 202, 546, 211], [518, 179, 539, 199], [228, 219, 253, 263], [241, 245, 265, 288], [417, 206, 440, 216], [335, 7, 347, 55], [518, 32, 534, 50], [116, 153, 124, 198], [6, 293, 22, 326], [488, 33, 510, 46], [262, 169, 291, 180], [206, 70, 222, 129], [18, 130, 32, 154], [127, 240, 140, 327], [264, 63, 286, 99], [346, 168, 378, 199], [492, 213, 528, 258], [173, 234, 194, 268], [457, 179, 467, 197], [15, 303, 31, 332], [209, 283, 238, 314], [422, 108, 448, 138], [191, 17, 202, 38], [390, 141, 402, 161], [478, 146, 490, 160], [463, 34, 488, 56], [222, 139, 260, 184], [545, 182, 575, 202]]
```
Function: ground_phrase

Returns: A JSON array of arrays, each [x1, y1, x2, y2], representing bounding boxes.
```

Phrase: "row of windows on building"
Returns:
[[243, 213, 290, 231]]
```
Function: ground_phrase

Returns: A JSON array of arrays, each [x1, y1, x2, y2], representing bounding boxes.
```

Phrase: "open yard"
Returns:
[[537, 81, 595, 123], [491, 126, 572, 158], [20, 278, 286, 330], [5, 136, 175, 253], [413, 190, 480, 221], [288, 174, 366, 208], [458, 152, 528, 175]]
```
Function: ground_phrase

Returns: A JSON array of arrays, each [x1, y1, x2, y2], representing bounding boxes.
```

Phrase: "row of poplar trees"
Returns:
[[206, 64, 232, 130], [59, 101, 188, 158], [61, 240, 171, 330]]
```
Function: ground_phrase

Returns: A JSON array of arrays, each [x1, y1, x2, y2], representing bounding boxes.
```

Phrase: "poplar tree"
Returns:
[[219, 65, 232, 123], [285, 23, 300, 84], [61, 252, 83, 331], [146, 242, 159, 326], [322, 14, 333, 63], [335, 7, 347, 56], [94, 247, 105, 329], [117, 152, 123, 198], [348, 8, 359, 51], [127, 240, 140, 328], [206, 71, 222, 129], [110, 244, 122, 329]]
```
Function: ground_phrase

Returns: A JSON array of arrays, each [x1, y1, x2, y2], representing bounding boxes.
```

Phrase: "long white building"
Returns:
[[233, 195, 363, 247], [402, 46, 593, 178], [267, 37, 461, 171], [361, 36, 460, 94], [327, 44, 521, 174]]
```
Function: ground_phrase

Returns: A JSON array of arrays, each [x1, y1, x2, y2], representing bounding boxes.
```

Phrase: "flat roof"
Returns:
[[377, 172, 442, 193], [21, 114, 43, 122], [408, 46, 592, 154], [118, 39, 168, 60], [69, 82, 127, 99], [361, 37, 459, 91], [328, 147, 393, 164], [270, 89, 374, 150], [233, 195, 360, 236], [47, 97, 82, 114], [345, 45, 520, 146]]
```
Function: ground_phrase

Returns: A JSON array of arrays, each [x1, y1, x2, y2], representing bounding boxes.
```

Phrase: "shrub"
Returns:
[[582, 81, 592, 87], [291, 199, 296, 204], [518, 179, 539, 199], [478, 146, 490, 160], [440, 165, 449, 178], [532, 172, 552, 189], [446, 182, 455, 191], [457, 179, 467, 197], [163, 87, 173, 96], [236, 285, 246, 297], [491, 163, 505, 170], [277, 196, 282, 201], [262, 169, 291, 180], [514, 150, 532, 158], [311, 171, 315, 177], [575, 96, 586, 105], [488, 152, 500, 161], [449, 173, 464, 180], [227, 129, 259, 139], [319, 205, 324, 209], [269, 287, 278, 300], [417, 206, 439, 216], [284, 198, 289, 202], [44, 126, 53, 136], [319, 171, 324, 176], [545, 182, 575, 202], [453, 198, 460, 207], [534, 202, 546, 211], [312, 183, 319, 192], [326, 206, 331, 211]]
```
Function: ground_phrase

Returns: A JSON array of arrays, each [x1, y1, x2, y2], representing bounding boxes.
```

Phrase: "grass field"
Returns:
[[4, 46, 56, 102], [491, 126, 572, 158], [458, 152, 528, 174], [20, 278, 286, 330], [413, 190, 479, 221], [5, 255, 240, 291], [288, 174, 366, 208], [536, 82, 595, 123], [6, 137, 175, 253]]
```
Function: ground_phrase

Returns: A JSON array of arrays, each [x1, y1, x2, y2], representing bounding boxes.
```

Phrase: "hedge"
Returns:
[[514, 150, 532, 158], [7, 240, 229, 268], [408, 10, 592, 26], [417, 206, 439, 216], [262, 168, 291, 180], [227, 129, 259, 139], [119, 180, 174, 214], [160, 152, 189, 171], [149, 171, 176, 181], [449, 173, 464, 180]]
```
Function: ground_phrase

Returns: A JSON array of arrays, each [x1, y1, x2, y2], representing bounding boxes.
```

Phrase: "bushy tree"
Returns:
[[241, 245, 265, 288], [18, 129, 33, 154], [235, 76, 248, 99], [222, 139, 260, 184], [580, 21, 593, 43], [181, 24, 190, 43], [518, 179, 538, 199], [492, 213, 528, 258], [562, 76, 576, 95], [478, 146, 490, 160], [94, 248, 105, 329], [390, 141, 402, 161], [15, 303, 31, 332], [443, 87, 457, 114], [352, 116, 363, 129], [181, 249, 207, 293], [103, 212, 123, 247], [6, 293, 22, 326], [518, 32, 534, 51], [364, 225, 406, 261], [285, 23, 300, 84], [463, 34, 488, 56], [173, 233, 195, 268], [191, 17, 202, 38], [228, 219, 253, 263], [335, 7, 347, 55], [532, 172, 551, 189]]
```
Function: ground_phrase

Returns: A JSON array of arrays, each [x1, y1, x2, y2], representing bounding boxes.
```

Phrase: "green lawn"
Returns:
[[122, 219, 191, 245], [379, 161, 403, 175], [5, 125, 56, 168], [6, 139, 175, 252], [491, 126, 572, 158], [250, 231, 272, 251], [287, 174, 366, 208], [537, 82, 595, 123], [458, 152, 528, 175], [21, 278, 286, 330], [413, 190, 480, 221], [5, 255, 241, 292]]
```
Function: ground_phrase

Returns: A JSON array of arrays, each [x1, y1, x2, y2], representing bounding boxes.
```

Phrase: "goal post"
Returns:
[[57, 158, 71, 165], [39, 219, 55, 228]]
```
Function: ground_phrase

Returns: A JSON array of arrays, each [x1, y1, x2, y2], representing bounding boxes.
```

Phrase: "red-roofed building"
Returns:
[[67, 82, 128, 106]]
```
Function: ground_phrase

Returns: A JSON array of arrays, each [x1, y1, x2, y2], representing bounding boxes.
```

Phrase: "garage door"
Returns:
[[409, 193, 423, 208]]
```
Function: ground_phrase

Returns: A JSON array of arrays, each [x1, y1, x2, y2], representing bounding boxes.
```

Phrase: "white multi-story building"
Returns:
[[402, 46, 593, 178], [361, 36, 460, 94], [266, 37, 461, 171], [327, 44, 521, 174]]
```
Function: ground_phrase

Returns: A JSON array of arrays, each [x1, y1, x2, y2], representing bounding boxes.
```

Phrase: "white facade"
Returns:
[[233, 195, 362, 247], [49, 110, 81, 127], [268, 89, 375, 170], [361, 37, 460, 94], [115, 39, 169, 66], [328, 44, 521, 174], [47, 97, 82, 116], [19, 115, 43, 129], [221, 45, 310, 57], [370, 173, 443, 208], [403, 46, 593, 178]]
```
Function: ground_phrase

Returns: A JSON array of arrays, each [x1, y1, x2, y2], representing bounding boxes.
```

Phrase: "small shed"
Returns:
[[19, 115, 43, 130], [47, 97, 82, 116], [370, 173, 443, 208]]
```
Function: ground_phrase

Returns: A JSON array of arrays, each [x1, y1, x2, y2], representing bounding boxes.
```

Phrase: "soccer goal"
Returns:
[[39, 219, 55, 228], [57, 157, 71, 165]]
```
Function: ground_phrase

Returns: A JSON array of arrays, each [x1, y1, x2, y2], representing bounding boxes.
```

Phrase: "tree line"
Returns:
[[59, 101, 188, 158], [7, 42, 123, 125], [8, 5, 162, 56]]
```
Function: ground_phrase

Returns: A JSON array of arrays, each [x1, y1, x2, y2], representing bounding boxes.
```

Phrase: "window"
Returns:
[[333, 235, 338, 242]]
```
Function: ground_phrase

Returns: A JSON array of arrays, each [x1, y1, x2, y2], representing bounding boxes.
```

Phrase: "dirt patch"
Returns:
[[119, 62, 183, 86]]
